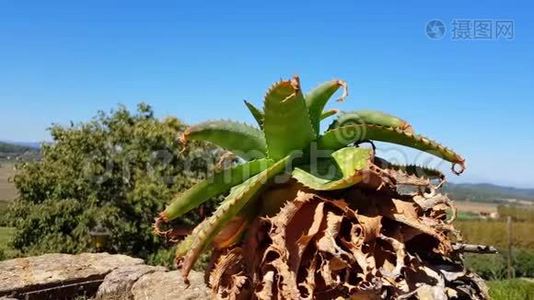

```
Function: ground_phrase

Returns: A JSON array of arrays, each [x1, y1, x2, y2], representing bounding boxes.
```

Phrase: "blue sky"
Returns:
[[0, 1, 533, 187]]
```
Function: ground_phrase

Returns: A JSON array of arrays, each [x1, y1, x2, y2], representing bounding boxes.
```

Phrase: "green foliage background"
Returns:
[[463, 247, 534, 280], [5, 103, 218, 261]]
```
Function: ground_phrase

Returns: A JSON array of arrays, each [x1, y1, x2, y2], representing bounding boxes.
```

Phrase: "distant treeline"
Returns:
[[0, 141, 38, 154], [445, 182, 534, 202]]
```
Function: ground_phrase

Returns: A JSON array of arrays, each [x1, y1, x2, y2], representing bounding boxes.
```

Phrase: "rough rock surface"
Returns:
[[0, 253, 209, 299], [0, 253, 143, 298], [130, 270, 209, 300], [94, 264, 166, 300]]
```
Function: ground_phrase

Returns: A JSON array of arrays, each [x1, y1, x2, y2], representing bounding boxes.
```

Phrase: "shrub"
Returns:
[[6, 104, 219, 259], [465, 253, 507, 280], [146, 248, 176, 268], [465, 249, 534, 280], [147, 248, 211, 271], [514, 249, 534, 278], [0, 201, 9, 226]]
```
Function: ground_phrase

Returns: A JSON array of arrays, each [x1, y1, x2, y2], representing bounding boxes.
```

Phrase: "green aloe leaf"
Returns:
[[178, 155, 291, 279], [263, 77, 315, 160], [305, 79, 347, 135], [329, 110, 413, 133], [160, 158, 273, 222], [318, 124, 465, 172], [320, 109, 339, 121], [292, 147, 373, 190], [183, 120, 267, 160], [244, 100, 264, 128]]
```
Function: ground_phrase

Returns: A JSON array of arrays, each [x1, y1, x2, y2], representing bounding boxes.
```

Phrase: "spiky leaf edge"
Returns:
[[263, 77, 315, 160], [318, 124, 465, 174], [305, 79, 348, 135], [155, 158, 274, 226], [182, 120, 267, 160], [244, 100, 264, 128], [177, 155, 292, 281]]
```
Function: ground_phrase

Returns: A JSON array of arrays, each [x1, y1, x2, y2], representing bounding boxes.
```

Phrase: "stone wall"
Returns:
[[0, 253, 209, 300]]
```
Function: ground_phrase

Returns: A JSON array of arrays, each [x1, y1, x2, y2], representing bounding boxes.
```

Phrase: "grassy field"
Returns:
[[0, 161, 17, 201], [488, 279, 534, 300], [455, 220, 534, 249], [0, 227, 14, 247]]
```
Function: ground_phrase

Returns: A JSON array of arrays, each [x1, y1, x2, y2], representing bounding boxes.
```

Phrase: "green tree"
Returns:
[[7, 103, 218, 260]]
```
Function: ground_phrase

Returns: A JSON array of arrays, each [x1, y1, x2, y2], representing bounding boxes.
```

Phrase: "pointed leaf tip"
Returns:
[[185, 120, 267, 160], [306, 79, 349, 135], [263, 77, 315, 160], [244, 100, 265, 128]]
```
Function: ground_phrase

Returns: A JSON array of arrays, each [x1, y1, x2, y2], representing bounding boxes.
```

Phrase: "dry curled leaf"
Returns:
[[204, 173, 488, 299]]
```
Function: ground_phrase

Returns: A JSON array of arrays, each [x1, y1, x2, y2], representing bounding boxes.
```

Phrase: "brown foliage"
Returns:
[[207, 182, 488, 299]]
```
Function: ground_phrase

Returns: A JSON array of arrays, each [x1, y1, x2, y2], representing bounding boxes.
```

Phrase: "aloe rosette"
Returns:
[[153, 76, 465, 280]]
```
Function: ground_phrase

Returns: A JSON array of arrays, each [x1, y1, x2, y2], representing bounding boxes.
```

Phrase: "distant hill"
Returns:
[[445, 182, 534, 202], [8, 141, 41, 149], [0, 141, 38, 153], [0, 141, 39, 162]]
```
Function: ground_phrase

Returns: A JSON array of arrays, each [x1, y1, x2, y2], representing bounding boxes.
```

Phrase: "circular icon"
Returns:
[[426, 19, 446, 39]]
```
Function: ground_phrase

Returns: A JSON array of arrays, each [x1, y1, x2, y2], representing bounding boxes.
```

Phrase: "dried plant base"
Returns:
[[207, 188, 489, 299]]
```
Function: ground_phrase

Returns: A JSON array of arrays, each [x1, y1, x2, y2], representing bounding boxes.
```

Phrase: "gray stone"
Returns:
[[0, 253, 211, 299], [0, 253, 143, 298], [131, 270, 209, 300], [95, 264, 166, 300]]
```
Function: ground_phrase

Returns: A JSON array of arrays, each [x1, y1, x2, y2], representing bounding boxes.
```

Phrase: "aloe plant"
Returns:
[[154, 76, 465, 280]]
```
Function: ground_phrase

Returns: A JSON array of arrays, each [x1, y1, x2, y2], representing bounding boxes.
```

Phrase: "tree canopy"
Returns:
[[7, 103, 218, 260]]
